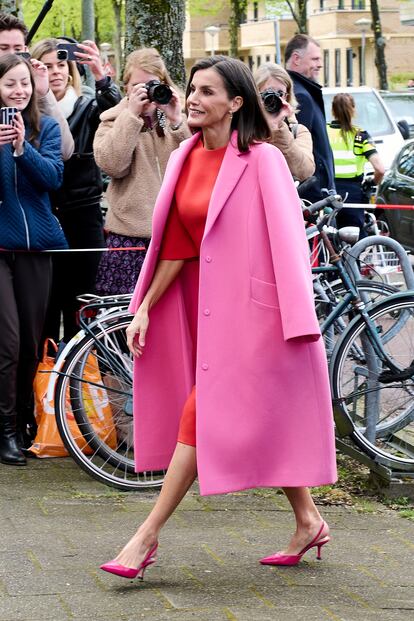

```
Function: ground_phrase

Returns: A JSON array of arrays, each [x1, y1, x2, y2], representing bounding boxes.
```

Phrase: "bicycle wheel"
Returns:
[[54, 314, 166, 490], [330, 292, 414, 470]]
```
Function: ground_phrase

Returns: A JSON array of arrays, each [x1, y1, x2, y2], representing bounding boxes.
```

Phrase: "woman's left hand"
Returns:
[[75, 40, 106, 82], [12, 112, 25, 156], [30, 58, 49, 97], [157, 87, 183, 126]]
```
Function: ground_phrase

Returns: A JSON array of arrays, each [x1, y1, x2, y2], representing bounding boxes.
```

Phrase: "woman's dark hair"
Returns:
[[185, 55, 269, 152], [332, 93, 356, 148], [0, 53, 40, 144]]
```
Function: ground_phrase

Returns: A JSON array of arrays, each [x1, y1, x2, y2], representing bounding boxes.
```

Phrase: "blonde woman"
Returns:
[[93, 48, 191, 296], [31, 38, 121, 343], [254, 62, 315, 181]]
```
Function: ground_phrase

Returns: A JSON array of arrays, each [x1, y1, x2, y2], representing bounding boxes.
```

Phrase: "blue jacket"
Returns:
[[288, 71, 336, 201], [0, 115, 68, 250]]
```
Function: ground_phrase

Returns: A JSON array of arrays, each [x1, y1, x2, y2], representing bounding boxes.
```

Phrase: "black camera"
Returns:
[[145, 80, 172, 105], [261, 88, 283, 114]]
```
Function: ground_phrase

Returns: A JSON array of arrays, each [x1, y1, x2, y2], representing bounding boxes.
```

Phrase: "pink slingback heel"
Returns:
[[100, 543, 158, 580], [259, 521, 330, 567]]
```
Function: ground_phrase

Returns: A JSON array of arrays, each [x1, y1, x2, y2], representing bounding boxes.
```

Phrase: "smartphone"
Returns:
[[0, 107, 18, 126], [16, 51, 31, 60], [56, 42, 82, 62]]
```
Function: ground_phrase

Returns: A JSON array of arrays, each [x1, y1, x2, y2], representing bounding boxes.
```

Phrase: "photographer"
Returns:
[[30, 38, 121, 344], [254, 63, 315, 182], [93, 48, 190, 296]]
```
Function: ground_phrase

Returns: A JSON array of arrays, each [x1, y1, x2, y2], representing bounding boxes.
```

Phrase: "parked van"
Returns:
[[322, 86, 405, 170]]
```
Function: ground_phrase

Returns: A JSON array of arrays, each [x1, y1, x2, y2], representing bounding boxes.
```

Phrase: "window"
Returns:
[[397, 143, 414, 179], [253, 2, 258, 21], [248, 56, 254, 71], [346, 48, 353, 86], [256, 55, 261, 67], [338, 0, 344, 8], [323, 49, 330, 87], [335, 49, 341, 87], [265, 54, 270, 62], [319, 0, 324, 9], [352, 0, 366, 8]]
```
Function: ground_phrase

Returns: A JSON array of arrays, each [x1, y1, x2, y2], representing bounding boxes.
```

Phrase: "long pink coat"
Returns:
[[129, 131, 337, 495]]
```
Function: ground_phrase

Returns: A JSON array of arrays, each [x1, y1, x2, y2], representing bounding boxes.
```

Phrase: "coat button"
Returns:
[[203, 308, 210, 316], [205, 255, 212, 263], [201, 363, 209, 371]]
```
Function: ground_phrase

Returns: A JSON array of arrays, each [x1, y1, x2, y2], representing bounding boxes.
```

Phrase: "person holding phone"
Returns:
[[0, 12, 74, 160], [0, 53, 67, 466], [30, 38, 121, 345]]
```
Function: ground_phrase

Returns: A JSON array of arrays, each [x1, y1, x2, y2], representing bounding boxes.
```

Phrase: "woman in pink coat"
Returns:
[[100, 56, 337, 580]]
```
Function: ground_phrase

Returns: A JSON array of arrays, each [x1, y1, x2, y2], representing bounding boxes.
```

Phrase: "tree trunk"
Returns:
[[125, 0, 186, 88], [370, 0, 388, 90], [0, 0, 17, 13], [286, 0, 307, 34], [229, 0, 247, 58], [112, 0, 123, 81]]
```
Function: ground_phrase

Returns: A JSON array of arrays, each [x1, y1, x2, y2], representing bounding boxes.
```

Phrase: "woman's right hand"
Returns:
[[126, 304, 150, 357], [264, 100, 293, 131], [0, 123, 17, 147], [127, 83, 151, 117]]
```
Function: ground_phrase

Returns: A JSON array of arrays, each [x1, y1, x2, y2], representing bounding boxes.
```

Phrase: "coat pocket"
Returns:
[[250, 277, 279, 309]]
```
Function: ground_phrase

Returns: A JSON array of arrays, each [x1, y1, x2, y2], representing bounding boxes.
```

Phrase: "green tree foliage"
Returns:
[[21, 0, 121, 46], [187, 0, 224, 16]]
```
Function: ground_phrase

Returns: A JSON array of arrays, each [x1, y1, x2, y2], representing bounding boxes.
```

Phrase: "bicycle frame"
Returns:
[[313, 219, 402, 376]]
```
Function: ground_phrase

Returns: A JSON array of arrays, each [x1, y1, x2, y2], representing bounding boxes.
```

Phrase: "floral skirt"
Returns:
[[95, 232, 150, 296]]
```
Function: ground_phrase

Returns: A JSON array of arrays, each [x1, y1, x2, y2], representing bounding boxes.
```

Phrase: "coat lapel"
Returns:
[[203, 132, 248, 239]]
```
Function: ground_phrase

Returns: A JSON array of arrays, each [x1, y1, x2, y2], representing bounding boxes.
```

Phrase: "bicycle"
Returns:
[[51, 294, 166, 490], [305, 195, 414, 471]]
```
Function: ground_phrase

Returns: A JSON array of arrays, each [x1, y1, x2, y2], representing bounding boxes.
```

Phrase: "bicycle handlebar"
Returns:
[[302, 194, 343, 217]]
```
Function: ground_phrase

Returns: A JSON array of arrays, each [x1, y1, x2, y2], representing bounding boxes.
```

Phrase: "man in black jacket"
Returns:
[[285, 34, 335, 203]]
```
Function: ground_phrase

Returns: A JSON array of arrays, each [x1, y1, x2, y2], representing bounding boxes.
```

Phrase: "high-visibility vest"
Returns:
[[327, 124, 377, 179]]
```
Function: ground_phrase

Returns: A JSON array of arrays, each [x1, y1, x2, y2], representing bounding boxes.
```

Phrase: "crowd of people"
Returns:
[[1, 9, 387, 580]]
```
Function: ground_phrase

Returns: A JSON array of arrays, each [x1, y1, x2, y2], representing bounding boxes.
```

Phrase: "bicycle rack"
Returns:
[[338, 236, 414, 486]]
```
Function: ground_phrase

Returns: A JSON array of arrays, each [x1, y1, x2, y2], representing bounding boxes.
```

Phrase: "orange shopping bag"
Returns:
[[30, 343, 117, 458]]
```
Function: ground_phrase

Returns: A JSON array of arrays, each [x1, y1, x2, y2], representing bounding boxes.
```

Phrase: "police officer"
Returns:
[[327, 92, 384, 237]]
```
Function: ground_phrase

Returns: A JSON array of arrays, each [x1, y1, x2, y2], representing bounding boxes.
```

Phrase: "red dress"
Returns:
[[159, 138, 226, 446]]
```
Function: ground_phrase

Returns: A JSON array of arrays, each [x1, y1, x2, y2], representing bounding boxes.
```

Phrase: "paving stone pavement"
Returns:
[[1, 457, 413, 621]]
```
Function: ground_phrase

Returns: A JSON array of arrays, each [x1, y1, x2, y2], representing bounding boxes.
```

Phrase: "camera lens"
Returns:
[[261, 89, 283, 114], [146, 80, 173, 105], [56, 49, 68, 61]]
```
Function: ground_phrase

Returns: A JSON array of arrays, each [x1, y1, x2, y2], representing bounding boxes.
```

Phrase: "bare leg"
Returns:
[[280, 487, 329, 554], [114, 443, 197, 568]]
